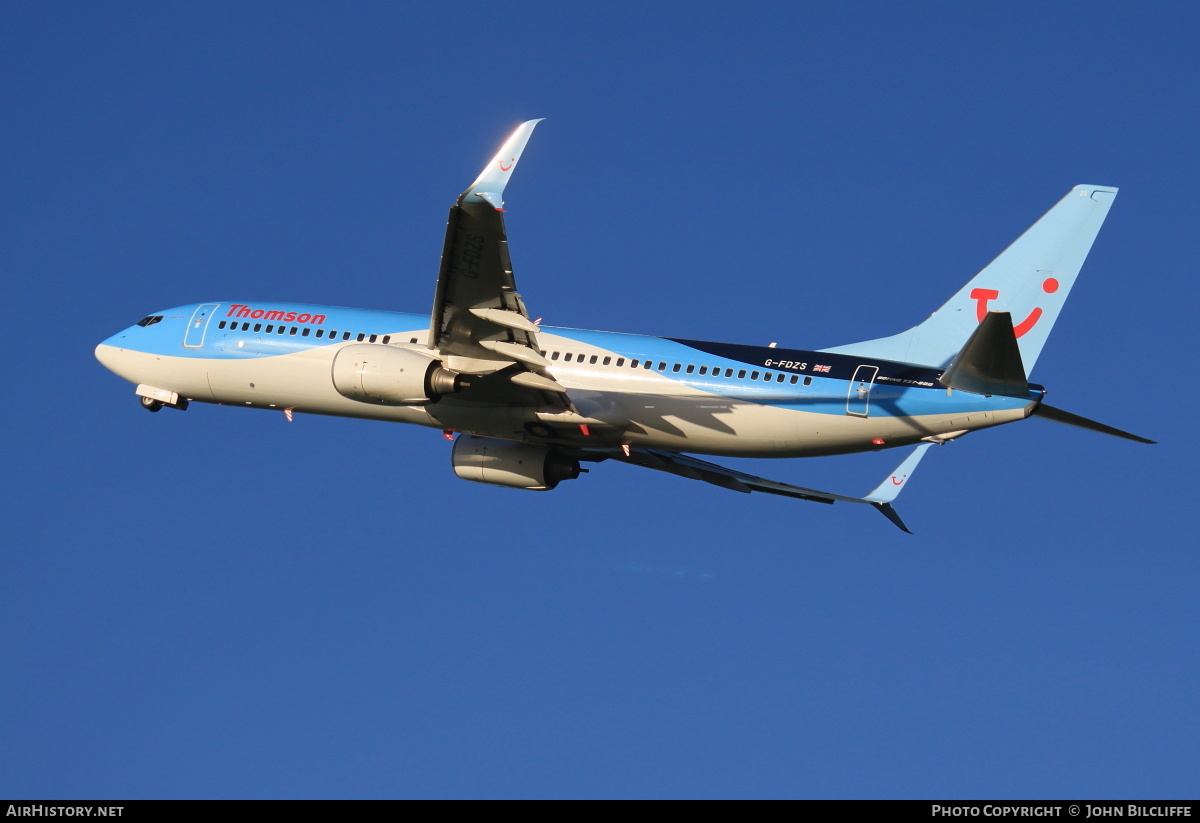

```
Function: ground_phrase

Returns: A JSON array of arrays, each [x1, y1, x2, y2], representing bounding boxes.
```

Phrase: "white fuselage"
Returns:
[[96, 303, 1036, 459]]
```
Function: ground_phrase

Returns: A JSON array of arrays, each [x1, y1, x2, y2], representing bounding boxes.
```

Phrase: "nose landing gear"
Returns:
[[135, 385, 189, 412]]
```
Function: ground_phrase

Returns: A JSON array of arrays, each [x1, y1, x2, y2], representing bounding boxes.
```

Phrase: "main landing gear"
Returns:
[[140, 396, 164, 412]]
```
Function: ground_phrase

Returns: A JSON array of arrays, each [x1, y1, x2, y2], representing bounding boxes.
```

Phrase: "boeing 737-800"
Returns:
[[95, 120, 1151, 532]]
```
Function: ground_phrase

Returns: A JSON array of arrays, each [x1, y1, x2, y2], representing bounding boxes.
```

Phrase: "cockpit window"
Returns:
[[136, 315, 163, 327]]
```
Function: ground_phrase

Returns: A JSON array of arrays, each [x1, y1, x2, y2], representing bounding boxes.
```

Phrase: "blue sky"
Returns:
[[2, 2, 1197, 798]]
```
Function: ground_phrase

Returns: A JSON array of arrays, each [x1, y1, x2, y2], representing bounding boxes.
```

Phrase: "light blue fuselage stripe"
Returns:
[[105, 302, 1038, 420]]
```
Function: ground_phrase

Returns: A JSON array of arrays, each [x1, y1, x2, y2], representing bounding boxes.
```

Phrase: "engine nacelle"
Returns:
[[331, 345, 463, 405], [451, 435, 582, 491]]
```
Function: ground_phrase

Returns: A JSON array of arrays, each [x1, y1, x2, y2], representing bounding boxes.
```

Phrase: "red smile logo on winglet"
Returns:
[[970, 277, 1059, 337]]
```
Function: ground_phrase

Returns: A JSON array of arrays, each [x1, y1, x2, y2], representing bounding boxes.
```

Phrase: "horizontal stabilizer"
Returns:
[[938, 311, 1029, 397], [1032, 403, 1155, 444]]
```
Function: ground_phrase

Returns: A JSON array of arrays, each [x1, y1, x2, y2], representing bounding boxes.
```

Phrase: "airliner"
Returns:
[[95, 120, 1151, 532]]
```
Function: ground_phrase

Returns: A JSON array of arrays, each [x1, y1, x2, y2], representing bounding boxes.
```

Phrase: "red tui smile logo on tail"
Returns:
[[970, 277, 1059, 337]]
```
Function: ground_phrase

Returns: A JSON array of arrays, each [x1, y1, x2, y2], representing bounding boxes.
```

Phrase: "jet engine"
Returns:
[[451, 435, 582, 491], [332, 345, 463, 405]]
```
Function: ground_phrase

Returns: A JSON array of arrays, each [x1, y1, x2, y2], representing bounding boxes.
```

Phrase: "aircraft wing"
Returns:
[[427, 120, 569, 404], [609, 444, 934, 533]]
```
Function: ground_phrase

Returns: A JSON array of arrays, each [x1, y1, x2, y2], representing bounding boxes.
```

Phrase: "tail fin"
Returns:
[[821, 185, 1118, 374]]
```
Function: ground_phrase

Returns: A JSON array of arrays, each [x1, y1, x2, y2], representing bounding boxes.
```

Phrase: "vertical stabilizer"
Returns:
[[821, 185, 1117, 374]]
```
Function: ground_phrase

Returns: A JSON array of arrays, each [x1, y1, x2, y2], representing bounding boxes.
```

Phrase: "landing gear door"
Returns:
[[846, 364, 879, 417], [183, 303, 221, 348]]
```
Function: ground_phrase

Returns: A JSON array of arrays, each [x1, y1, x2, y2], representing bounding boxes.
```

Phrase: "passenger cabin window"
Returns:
[[685, 365, 694, 374], [738, 370, 746, 379], [803, 376, 812, 386], [551, 351, 560, 360], [590, 355, 598, 365], [672, 363, 681, 373], [603, 357, 611, 366], [630, 359, 639, 368], [698, 366, 707, 375], [315, 329, 323, 338], [254, 323, 262, 332], [302, 328, 311, 337], [343, 332, 351, 340], [357, 333, 365, 341], [382, 335, 390, 344], [289, 327, 298, 335]]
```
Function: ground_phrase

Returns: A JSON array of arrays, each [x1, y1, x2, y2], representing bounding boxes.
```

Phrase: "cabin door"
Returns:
[[846, 365, 879, 417], [183, 303, 221, 348]]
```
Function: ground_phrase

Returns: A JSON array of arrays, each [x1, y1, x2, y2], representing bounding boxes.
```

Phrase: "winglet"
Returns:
[[460, 119, 544, 210], [864, 443, 933, 504], [873, 502, 914, 535], [862, 443, 934, 533]]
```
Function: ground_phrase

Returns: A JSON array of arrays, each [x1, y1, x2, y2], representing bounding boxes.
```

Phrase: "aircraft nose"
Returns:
[[95, 330, 133, 376], [94, 340, 119, 371]]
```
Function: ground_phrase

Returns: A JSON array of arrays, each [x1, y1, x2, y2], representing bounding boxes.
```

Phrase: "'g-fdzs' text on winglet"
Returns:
[[460, 119, 545, 210]]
